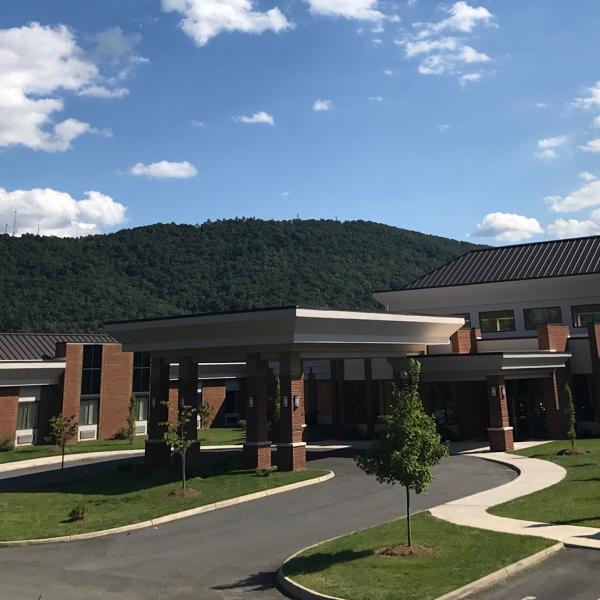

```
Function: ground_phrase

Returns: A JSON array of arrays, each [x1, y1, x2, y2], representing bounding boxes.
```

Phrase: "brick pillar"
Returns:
[[55, 342, 83, 441], [364, 358, 375, 436], [179, 356, 201, 467], [331, 359, 345, 433], [589, 324, 600, 421], [146, 357, 171, 467], [538, 324, 570, 352], [98, 344, 134, 440], [450, 328, 480, 354], [543, 371, 566, 438], [0, 387, 18, 443], [278, 352, 306, 471], [243, 354, 271, 470], [487, 374, 514, 451]]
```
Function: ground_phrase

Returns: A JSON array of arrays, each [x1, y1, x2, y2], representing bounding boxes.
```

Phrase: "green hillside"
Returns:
[[0, 219, 477, 332]]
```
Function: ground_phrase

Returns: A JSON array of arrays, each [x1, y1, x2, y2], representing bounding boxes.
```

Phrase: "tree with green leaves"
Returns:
[[197, 400, 214, 437], [48, 414, 78, 470], [126, 393, 137, 445], [272, 376, 281, 430], [161, 403, 197, 491], [356, 359, 448, 547], [564, 382, 577, 453]]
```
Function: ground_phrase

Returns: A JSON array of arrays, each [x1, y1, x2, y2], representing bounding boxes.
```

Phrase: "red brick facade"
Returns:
[[98, 344, 134, 440], [0, 387, 18, 443], [486, 374, 514, 451], [243, 354, 271, 469], [201, 381, 227, 427], [537, 324, 570, 352], [56, 342, 83, 441]]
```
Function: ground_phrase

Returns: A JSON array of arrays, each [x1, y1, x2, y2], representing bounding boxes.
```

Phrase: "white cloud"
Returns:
[[313, 99, 333, 112], [161, 0, 290, 46], [573, 81, 600, 110], [402, 36, 460, 57], [0, 23, 98, 152], [580, 171, 597, 182], [130, 160, 198, 179], [191, 120, 206, 128], [593, 115, 600, 128], [415, 46, 489, 76], [547, 212, 600, 239], [579, 138, 600, 153], [305, 0, 396, 22], [0, 187, 126, 237], [236, 111, 275, 125], [545, 179, 600, 213], [369, 96, 383, 102], [437, 123, 451, 132], [417, 1, 494, 37], [535, 102, 547, 108], [471, 212, 544, 243], [535, 135, 568, 159], [383, 68, 393, 76], [281, 191, 290, 197], [459, 72, 481, 86], [78, 85, 130, 99]]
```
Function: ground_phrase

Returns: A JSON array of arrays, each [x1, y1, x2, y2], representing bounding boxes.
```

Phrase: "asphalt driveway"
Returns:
[[0, 449, 515, 600]]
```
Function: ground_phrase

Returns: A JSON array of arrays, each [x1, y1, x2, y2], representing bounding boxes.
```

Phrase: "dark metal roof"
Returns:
[[0, 333, 119, 361], [396, 235, 600, 291]]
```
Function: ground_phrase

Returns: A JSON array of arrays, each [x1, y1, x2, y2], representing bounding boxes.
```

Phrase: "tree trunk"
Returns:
[[61, 444, 65, 470], [405, 485, 412, 547], [182, 452, 187, 490]]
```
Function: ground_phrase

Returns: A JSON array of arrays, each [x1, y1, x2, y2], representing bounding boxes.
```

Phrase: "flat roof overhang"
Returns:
[[106, 306, 464, 361], [399, 351, 572, 382], [0, 360, 66, 387]]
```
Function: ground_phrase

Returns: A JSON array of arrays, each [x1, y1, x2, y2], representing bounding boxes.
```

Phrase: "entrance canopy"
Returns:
[[105, 306, 464, 360]]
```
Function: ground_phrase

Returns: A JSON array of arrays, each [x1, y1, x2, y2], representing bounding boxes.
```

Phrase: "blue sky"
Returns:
[[1, 1, 600, 243]]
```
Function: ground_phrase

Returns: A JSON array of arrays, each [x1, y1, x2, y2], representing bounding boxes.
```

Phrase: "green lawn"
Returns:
[[284, 512, 552, 600], [490, 438, 600, 529], [0, 427, 246, 464], [0, 462, 325, 541]]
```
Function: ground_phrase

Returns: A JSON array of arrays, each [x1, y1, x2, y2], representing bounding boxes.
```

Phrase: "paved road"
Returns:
[[468, 547, 600, 600], [0, 450, 514, 600]]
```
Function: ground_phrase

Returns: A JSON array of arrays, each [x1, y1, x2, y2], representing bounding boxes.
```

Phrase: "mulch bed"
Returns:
[[376, 544, 437, 558]]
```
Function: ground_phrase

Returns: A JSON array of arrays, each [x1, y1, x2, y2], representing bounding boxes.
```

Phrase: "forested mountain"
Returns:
[[1, 219, 478, 332]]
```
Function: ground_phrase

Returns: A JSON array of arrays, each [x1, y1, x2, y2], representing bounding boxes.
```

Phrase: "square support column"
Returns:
[[178, 356, 201, 468], [486, 374, 514, 452], [277, 352, 306, 471], [243, 354, 271, 470], [364, 358, 375, 436], [146, 357, 171, 467]]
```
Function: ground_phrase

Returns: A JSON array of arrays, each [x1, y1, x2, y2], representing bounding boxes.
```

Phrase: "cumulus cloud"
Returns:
[[535, 135, 568, 159], [130, 160, 198, 179], [0, 187, 126, 237], [305, 0, 398, 22], [235, 111, 275, 125], [579, 138, 600, 153], [573, 81, 600, 110], [471, 212, 544, 243], [78, 85, 130, 99], [383, 68, 393, 76], [313, 99, 333, 112], [545, 179, 600, 213], [161, 0, 290, 46], [593, 115, 600, 128], [547, 212, 600, 239], [398, 3, 494, 82], [580, 171, 597, 182]]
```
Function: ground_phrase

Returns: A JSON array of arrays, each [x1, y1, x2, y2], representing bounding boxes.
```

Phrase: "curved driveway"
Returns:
[[0, 450, 514, 600]]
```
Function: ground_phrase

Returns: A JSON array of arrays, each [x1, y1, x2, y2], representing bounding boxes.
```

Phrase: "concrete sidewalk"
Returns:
[[431, 442, 600, 550]]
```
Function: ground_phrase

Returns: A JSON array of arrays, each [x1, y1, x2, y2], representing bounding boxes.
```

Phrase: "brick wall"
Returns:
[[56, 343, 83, 441], [537, 324, 570, 351], [0, 387, 18, 443], [98, 344, 134, 440], [201, 381, 227, 427]]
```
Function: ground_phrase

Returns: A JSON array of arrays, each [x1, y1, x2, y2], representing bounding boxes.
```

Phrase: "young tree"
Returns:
[[161, 403, 197, 491], [197, 400, 214, 438], [564, 382, 577, 453], [356, 359, 448, 547], [49, 414, 78, 470], [126, 393, 137, 445]]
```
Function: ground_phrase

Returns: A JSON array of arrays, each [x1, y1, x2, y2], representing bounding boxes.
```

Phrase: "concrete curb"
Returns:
[[0, 470, 335, 547], [277, 533, 563, 600]]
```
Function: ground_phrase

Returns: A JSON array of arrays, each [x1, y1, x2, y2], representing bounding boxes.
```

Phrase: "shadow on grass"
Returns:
[[284, 549, 373, 578], [212, 570, 277, 593]]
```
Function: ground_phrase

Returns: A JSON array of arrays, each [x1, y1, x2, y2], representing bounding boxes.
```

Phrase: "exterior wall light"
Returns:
[[248, 396, 254, 408], [293, 395, 300, 409], [282, 395, 289, 408], [490, 387, 497, 397]]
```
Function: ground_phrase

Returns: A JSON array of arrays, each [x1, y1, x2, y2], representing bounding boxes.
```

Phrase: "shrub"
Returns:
[[237, 419, 247, 429], [67, 505, 86, 522], [0, 438, 14, 452], [112, 427, 129, 441], [255, 467, 273, 477]]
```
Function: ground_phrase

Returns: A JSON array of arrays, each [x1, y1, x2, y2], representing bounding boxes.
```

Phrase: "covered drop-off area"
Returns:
[[106, 306, 463, 471]]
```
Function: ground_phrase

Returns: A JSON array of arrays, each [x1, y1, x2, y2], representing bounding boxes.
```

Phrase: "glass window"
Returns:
[[79, 397, 99, 426], [17, 402, 39, 430], [450, 313, 471, 328], [572, 304, 600, 328], [134, 394, 148, 421], [133, 352, 151, 393], [479, 310, 516, 333], [81, 345, 102, 396], [523, 306, 563, 330]]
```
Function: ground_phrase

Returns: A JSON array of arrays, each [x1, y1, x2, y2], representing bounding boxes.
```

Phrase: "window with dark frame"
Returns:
[[572, 304, 600, 328], [523, 306, 563, 330], [479, 309, 516, 333], [80, 345, 102, 427], [17, 402, 39, 430]]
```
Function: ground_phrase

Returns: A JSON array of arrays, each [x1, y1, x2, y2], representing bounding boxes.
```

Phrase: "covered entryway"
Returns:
[[106, 306, 463, 471]]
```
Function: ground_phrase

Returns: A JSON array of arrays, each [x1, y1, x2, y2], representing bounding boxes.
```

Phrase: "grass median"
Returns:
[[490, 438, 600, 528], [0, 427, 246, 464], [283, 512, 552, 600], [0, 460, 325, 541]]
